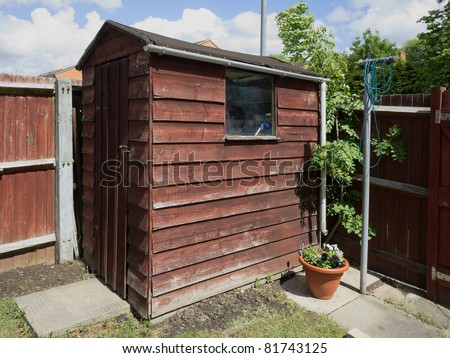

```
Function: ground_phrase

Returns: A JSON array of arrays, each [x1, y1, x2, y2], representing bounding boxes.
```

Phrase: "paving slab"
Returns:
[[15, 278, 130, 337], [281, 266, 378, 315], [330, 295, 442, 338]]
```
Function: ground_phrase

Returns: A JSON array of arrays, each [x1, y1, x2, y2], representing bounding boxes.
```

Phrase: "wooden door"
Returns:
[[427, 87, 450, 305], [94, 59, 128, 298]]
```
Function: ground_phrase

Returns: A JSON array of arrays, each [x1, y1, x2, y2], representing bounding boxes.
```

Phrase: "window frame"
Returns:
[[224, 68, 279, 141]]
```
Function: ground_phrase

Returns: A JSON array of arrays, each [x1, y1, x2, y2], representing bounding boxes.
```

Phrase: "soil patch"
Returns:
[[0, 261, 93, 300], [156, 283, 290, 337]]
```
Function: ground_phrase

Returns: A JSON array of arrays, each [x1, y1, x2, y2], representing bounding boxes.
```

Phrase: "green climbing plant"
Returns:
[[276, 3, 405, 244]]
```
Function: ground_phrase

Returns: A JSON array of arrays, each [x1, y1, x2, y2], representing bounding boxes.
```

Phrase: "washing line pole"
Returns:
[[358, 56, 397, 295], [260, 0, 267, 56]]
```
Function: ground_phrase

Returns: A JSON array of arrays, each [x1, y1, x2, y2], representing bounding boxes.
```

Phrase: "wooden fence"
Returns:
[[336, 94, 431, 289], [0, 75, 78, 272]]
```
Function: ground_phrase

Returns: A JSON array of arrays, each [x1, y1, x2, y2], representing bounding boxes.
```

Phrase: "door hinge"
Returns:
[[432, 266, 450, 283], [435, 110, 450, 124]]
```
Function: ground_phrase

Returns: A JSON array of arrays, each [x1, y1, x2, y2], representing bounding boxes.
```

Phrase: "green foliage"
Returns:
[[346, 29, 398, 95], [416, 2, 450, 89], [300, 244, 345, 269], [276, 2, 406, 244], [372, 124, 407, 163]]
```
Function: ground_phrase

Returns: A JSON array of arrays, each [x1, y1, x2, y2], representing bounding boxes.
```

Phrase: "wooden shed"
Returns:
[[76, 20, 326, 318]]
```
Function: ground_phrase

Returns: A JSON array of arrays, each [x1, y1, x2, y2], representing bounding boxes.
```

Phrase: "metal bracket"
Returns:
[[435, 110, 450, 124], [432, 266, 450, 283]]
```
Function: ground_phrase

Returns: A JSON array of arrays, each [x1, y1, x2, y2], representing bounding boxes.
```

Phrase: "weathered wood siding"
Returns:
[[150, 57, 320, 317], [80, 35, 151, 317], [0, 75, 56, 272]]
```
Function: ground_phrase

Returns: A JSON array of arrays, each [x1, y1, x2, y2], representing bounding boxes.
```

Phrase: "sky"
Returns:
[[0, 0, 443, 76]]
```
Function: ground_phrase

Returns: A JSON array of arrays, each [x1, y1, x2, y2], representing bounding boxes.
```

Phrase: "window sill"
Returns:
[[224, 135, 280, 142]]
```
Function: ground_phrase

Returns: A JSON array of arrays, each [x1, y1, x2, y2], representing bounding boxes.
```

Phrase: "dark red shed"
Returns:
[[76, 20, 326, 318]]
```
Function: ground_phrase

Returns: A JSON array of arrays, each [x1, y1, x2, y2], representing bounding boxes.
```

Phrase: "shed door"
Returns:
[[427, 87, 450, 306], [94, 59, 128, 298]]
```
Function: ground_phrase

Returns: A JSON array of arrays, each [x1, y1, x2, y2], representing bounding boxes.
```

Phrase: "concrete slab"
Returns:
[[330, 295, 442, 338], [281, 272, 360, 315], [15, 278, 130, 337], [281, 266, 380, 315]]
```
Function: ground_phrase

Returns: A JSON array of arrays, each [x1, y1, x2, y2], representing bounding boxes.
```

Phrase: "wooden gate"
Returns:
[[91, 59, 128, 298], [427, 86, 450, 306]]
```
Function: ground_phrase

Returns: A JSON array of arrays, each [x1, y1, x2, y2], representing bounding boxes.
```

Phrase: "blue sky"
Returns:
[[0, 0, 442, 75]]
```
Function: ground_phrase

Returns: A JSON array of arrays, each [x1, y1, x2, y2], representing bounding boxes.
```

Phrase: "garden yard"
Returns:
[[0, 262, 346, 338]]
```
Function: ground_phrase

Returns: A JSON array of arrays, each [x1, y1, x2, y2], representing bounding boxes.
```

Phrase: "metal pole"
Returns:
[[320, 82, 328, 239], [360, 74, 371, 294], [260, 0, 267, 56], [358, 56, 397, 294]]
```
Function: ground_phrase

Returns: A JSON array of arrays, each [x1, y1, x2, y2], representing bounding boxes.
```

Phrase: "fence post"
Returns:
[[55, 78, 76, 262]]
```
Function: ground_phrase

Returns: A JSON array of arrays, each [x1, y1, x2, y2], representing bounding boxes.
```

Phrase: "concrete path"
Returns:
[[281, 266, 450, 338], [15, 278, 130, 337]]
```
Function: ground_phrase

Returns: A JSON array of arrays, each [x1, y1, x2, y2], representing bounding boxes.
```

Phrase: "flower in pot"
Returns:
[[299, 244, 349, 300]]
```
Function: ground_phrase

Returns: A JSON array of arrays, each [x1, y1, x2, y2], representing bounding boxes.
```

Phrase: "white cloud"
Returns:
[[327, 6, 363, 24], [0, 0, 122, 10], [133, 8, 283, 56], [0, 7, 103, 74], [338, 0, 441, 47]]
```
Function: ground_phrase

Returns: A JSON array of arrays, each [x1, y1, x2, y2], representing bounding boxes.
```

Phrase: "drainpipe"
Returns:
[[320, 81, 328, 240]]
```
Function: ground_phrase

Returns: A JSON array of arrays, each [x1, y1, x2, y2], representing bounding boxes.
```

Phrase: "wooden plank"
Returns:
[[0, 234, 56, 256], [82, 103, 95, 122], [128, 225, 149, 254], [3, 96, 16, 161], [354, 175, 428, 198], [82, 171, 95, 189], [82, 67, 95, 87], [153, 220, 317, 275], [277, 126, 318, 142], [153, 142, 313, 164], [127, 286, 148, 318], [127, 266, 148, 298], [153, 122, 224, 144], [151, 252, 299, 317], [128, 52, 149, 77], [154, 205, 316, 253], [128, 120, 149, 142], [153, 174, 299, 209], [127, 245, 148, 276], [25, 171, 37, 240], [276, 77, 318, 92], [153, 99, 225, 123], [153, 233, 314, 295], [153, 157, 305, 187], [0, 158, 55, 171], [277, 89, 318, 111], [36, 96, 49, 159], [83, 33, 142, 68], [15, 96, 27, 161], [426, 87, 446, 301], [128, 204, 149, 232], [82, 137, 95, 154], [128, 98, 149, 121], [82, 86, 94, 105], [26, 96, 38, 160], [152, 188, 317, 230], [130, 141, 148, 162], [127, 185, 149, 209], [128, 75, 150, 99], [82, 154, 95, 172], [0, 96, 4, 163], [153, 72, 225, 102], [82, 200, 95, 221], [153, 55, 225, 78], [81, 122, 95, 138], [0, 175, 14, 244], [278, 109, 319, 127], [46, 170, 55, 234]]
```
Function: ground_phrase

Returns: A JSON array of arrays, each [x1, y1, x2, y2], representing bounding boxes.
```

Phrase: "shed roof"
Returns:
[[76, 20, 322, 79]]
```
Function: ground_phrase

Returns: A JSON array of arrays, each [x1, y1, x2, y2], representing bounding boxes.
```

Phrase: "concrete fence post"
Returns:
[[55, 78, 76, 262]]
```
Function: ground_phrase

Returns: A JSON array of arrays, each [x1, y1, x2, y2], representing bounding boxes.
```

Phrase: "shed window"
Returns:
[[226, 69, 274, 138]]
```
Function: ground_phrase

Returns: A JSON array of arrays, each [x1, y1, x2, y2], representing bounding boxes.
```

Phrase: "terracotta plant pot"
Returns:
[[299, 255, 350, 300]]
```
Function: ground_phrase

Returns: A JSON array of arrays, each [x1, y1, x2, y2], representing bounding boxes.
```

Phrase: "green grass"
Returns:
[[0, 299, 32, 337]]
